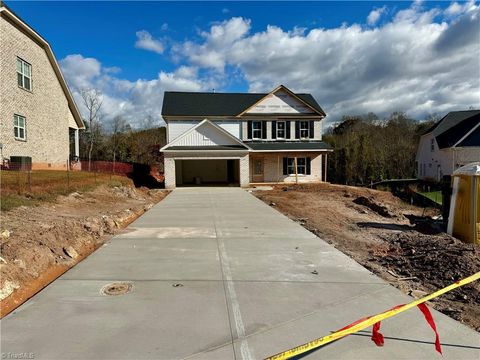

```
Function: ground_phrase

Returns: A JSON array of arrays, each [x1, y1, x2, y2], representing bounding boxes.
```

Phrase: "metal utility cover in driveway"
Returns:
[[1, 188, 479, 360]]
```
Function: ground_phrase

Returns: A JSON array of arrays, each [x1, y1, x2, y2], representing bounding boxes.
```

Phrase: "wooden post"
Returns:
[[277, 155, 280, 184], [67, 167, 70, 190], [294, 157, 298, 184], [17, 170, 20, 195], [324, 154, 328, 182], [27, 170, 32, 192]]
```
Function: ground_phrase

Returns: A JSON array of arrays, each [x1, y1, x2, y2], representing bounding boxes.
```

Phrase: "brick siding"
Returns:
[[0, 15, 78, 169]]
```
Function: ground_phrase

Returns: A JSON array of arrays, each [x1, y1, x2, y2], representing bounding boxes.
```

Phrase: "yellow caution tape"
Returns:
[[265, 271, 480, 360]]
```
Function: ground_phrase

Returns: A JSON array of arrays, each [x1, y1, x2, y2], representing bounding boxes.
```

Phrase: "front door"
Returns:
[[252, 158, 264, 182]]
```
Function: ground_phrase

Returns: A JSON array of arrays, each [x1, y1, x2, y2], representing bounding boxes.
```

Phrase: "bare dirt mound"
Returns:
[[254, 183, 480, 331], [0, 185, 168, 316]]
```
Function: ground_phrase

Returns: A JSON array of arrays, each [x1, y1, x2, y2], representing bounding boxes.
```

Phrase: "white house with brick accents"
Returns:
[[0, 2, 84, 170], [161, 85, 333, 189], [416, 110, 480, 181]]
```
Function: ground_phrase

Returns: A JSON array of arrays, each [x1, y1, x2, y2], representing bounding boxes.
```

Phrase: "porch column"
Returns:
[[164, 157, 176, 189], [239, 154, 250, 187], [324, 153, 328, 182], [74, 129, 80, 158]]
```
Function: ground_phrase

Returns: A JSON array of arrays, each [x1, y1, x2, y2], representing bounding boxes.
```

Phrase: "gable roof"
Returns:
[[424, 110, 480, 149], [161, 85, 326, 117], [0, 2, 84, 129], [236, 85, 326, 116], [161, 119, 251, 151]]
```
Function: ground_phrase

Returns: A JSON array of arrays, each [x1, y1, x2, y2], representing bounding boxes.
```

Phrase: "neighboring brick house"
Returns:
[[416, 110, 480, 181], [161, 85, 333, 189], [0, 2, 84, 170]]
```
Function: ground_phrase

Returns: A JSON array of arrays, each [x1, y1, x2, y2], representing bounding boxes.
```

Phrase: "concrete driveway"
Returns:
[[1, 188, 479, 359]]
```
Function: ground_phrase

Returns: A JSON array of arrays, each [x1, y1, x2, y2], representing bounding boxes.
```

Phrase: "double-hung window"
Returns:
[[299, 121, 309, 139], [284, 157, 310, 175], [287, 158, 296, 175], [296, 158, 307, 175], [14, 114, 26, 141], [277, 121, 286, 139], [252, 121, 262, 139], [17, 58, 32, 91]]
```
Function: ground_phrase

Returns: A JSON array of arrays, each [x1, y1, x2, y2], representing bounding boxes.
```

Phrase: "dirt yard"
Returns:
[[0, 183, 168, 317], [254, 183, 480, 331]]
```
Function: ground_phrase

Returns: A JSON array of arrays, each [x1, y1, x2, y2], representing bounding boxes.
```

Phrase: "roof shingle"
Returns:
[[161, 91, 325, 117]]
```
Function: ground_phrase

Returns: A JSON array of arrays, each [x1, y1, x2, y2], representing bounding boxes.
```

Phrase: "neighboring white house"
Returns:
[[161, 85, 333, 189], [0, 2, 84, 170], [416, 110, 480, 181]]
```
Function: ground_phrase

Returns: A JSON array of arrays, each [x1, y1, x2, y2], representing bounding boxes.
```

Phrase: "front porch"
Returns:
[[249, 151, 330, 183]]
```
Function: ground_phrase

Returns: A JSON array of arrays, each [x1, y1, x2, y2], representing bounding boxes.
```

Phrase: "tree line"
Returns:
[[323, 112, 436, 185], [77, 89, 166, 170]]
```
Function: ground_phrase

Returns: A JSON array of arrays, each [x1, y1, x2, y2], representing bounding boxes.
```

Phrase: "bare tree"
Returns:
[[111, 115, 127, 172], [81, 89, 103, 171]]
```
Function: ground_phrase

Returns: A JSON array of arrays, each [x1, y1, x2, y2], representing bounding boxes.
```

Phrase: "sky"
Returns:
[[7, 0, 480, 128]]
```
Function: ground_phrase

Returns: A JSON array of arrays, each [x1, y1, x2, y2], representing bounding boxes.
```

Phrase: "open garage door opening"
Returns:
[[175, 159, 240, 187]]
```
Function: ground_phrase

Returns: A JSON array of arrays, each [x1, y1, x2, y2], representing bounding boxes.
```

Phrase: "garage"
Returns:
[[175, 159, 240, 186]]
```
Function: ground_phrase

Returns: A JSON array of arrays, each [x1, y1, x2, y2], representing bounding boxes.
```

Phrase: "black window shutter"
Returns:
[[306, 157, 311, 175], [309, 121, 314, 138], [272, 121, 277, 139], [295, 121, 300, 139], [247, 121, 252, 139], [283, 157, 288, 175], [262, 122, 267, 139], [286, 121, 291, 139]]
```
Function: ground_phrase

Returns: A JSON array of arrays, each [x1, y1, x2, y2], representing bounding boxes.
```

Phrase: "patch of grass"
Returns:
[[417, 190, 442, 205], [1, 170, 132, 211]]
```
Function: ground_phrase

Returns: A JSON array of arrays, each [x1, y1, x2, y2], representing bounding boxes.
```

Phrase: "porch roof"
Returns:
[[164, 145, 249, 151]]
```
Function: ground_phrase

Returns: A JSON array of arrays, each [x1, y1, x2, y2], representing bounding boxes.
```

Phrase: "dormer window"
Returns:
[[17, 57, 32, 91]]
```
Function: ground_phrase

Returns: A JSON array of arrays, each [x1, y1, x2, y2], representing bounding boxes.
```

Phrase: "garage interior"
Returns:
[[175, 159, 240, 186]]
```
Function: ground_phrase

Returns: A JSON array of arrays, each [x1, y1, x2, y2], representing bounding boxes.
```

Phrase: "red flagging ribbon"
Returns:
[[417, 303, 442, 355], [371, 321, 384, 346], [371, 304, 442, 355]]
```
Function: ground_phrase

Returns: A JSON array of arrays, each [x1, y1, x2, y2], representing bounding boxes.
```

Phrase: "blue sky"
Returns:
[[7, 1, 480, 127]]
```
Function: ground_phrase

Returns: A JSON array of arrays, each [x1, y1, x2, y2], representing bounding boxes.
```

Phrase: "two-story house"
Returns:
[[416, 110, 480, 181], [160, 85, 333, 189], [0, 2, 84, 170]]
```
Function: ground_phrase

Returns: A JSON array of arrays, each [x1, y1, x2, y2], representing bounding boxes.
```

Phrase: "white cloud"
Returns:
[[135, 30, 164, 54], [175, 17, 251, 71], [60, 55, 212, 128], [60, 54, 101, 89], [161, 23, 169, 31], [172, 3, 480, 121], [61, 1, 480, 127], [445, 0, 478, 16], [222, 8, 230, 14], [367, 6, 386, 25]]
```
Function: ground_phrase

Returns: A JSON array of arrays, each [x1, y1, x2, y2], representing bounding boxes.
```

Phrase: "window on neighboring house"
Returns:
[[430, 139, 435, 152], [252, 121, 262, 139], [284, 157, 311, 175], [277, 121, 286, 139], [299, 121, 309, 138], [14, 114, 26, 140], [17, 58, 32, 91]]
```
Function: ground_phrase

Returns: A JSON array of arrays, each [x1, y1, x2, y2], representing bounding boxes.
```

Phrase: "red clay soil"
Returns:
[[0, 185, 168, 317], [254, 183, 480, 331]]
